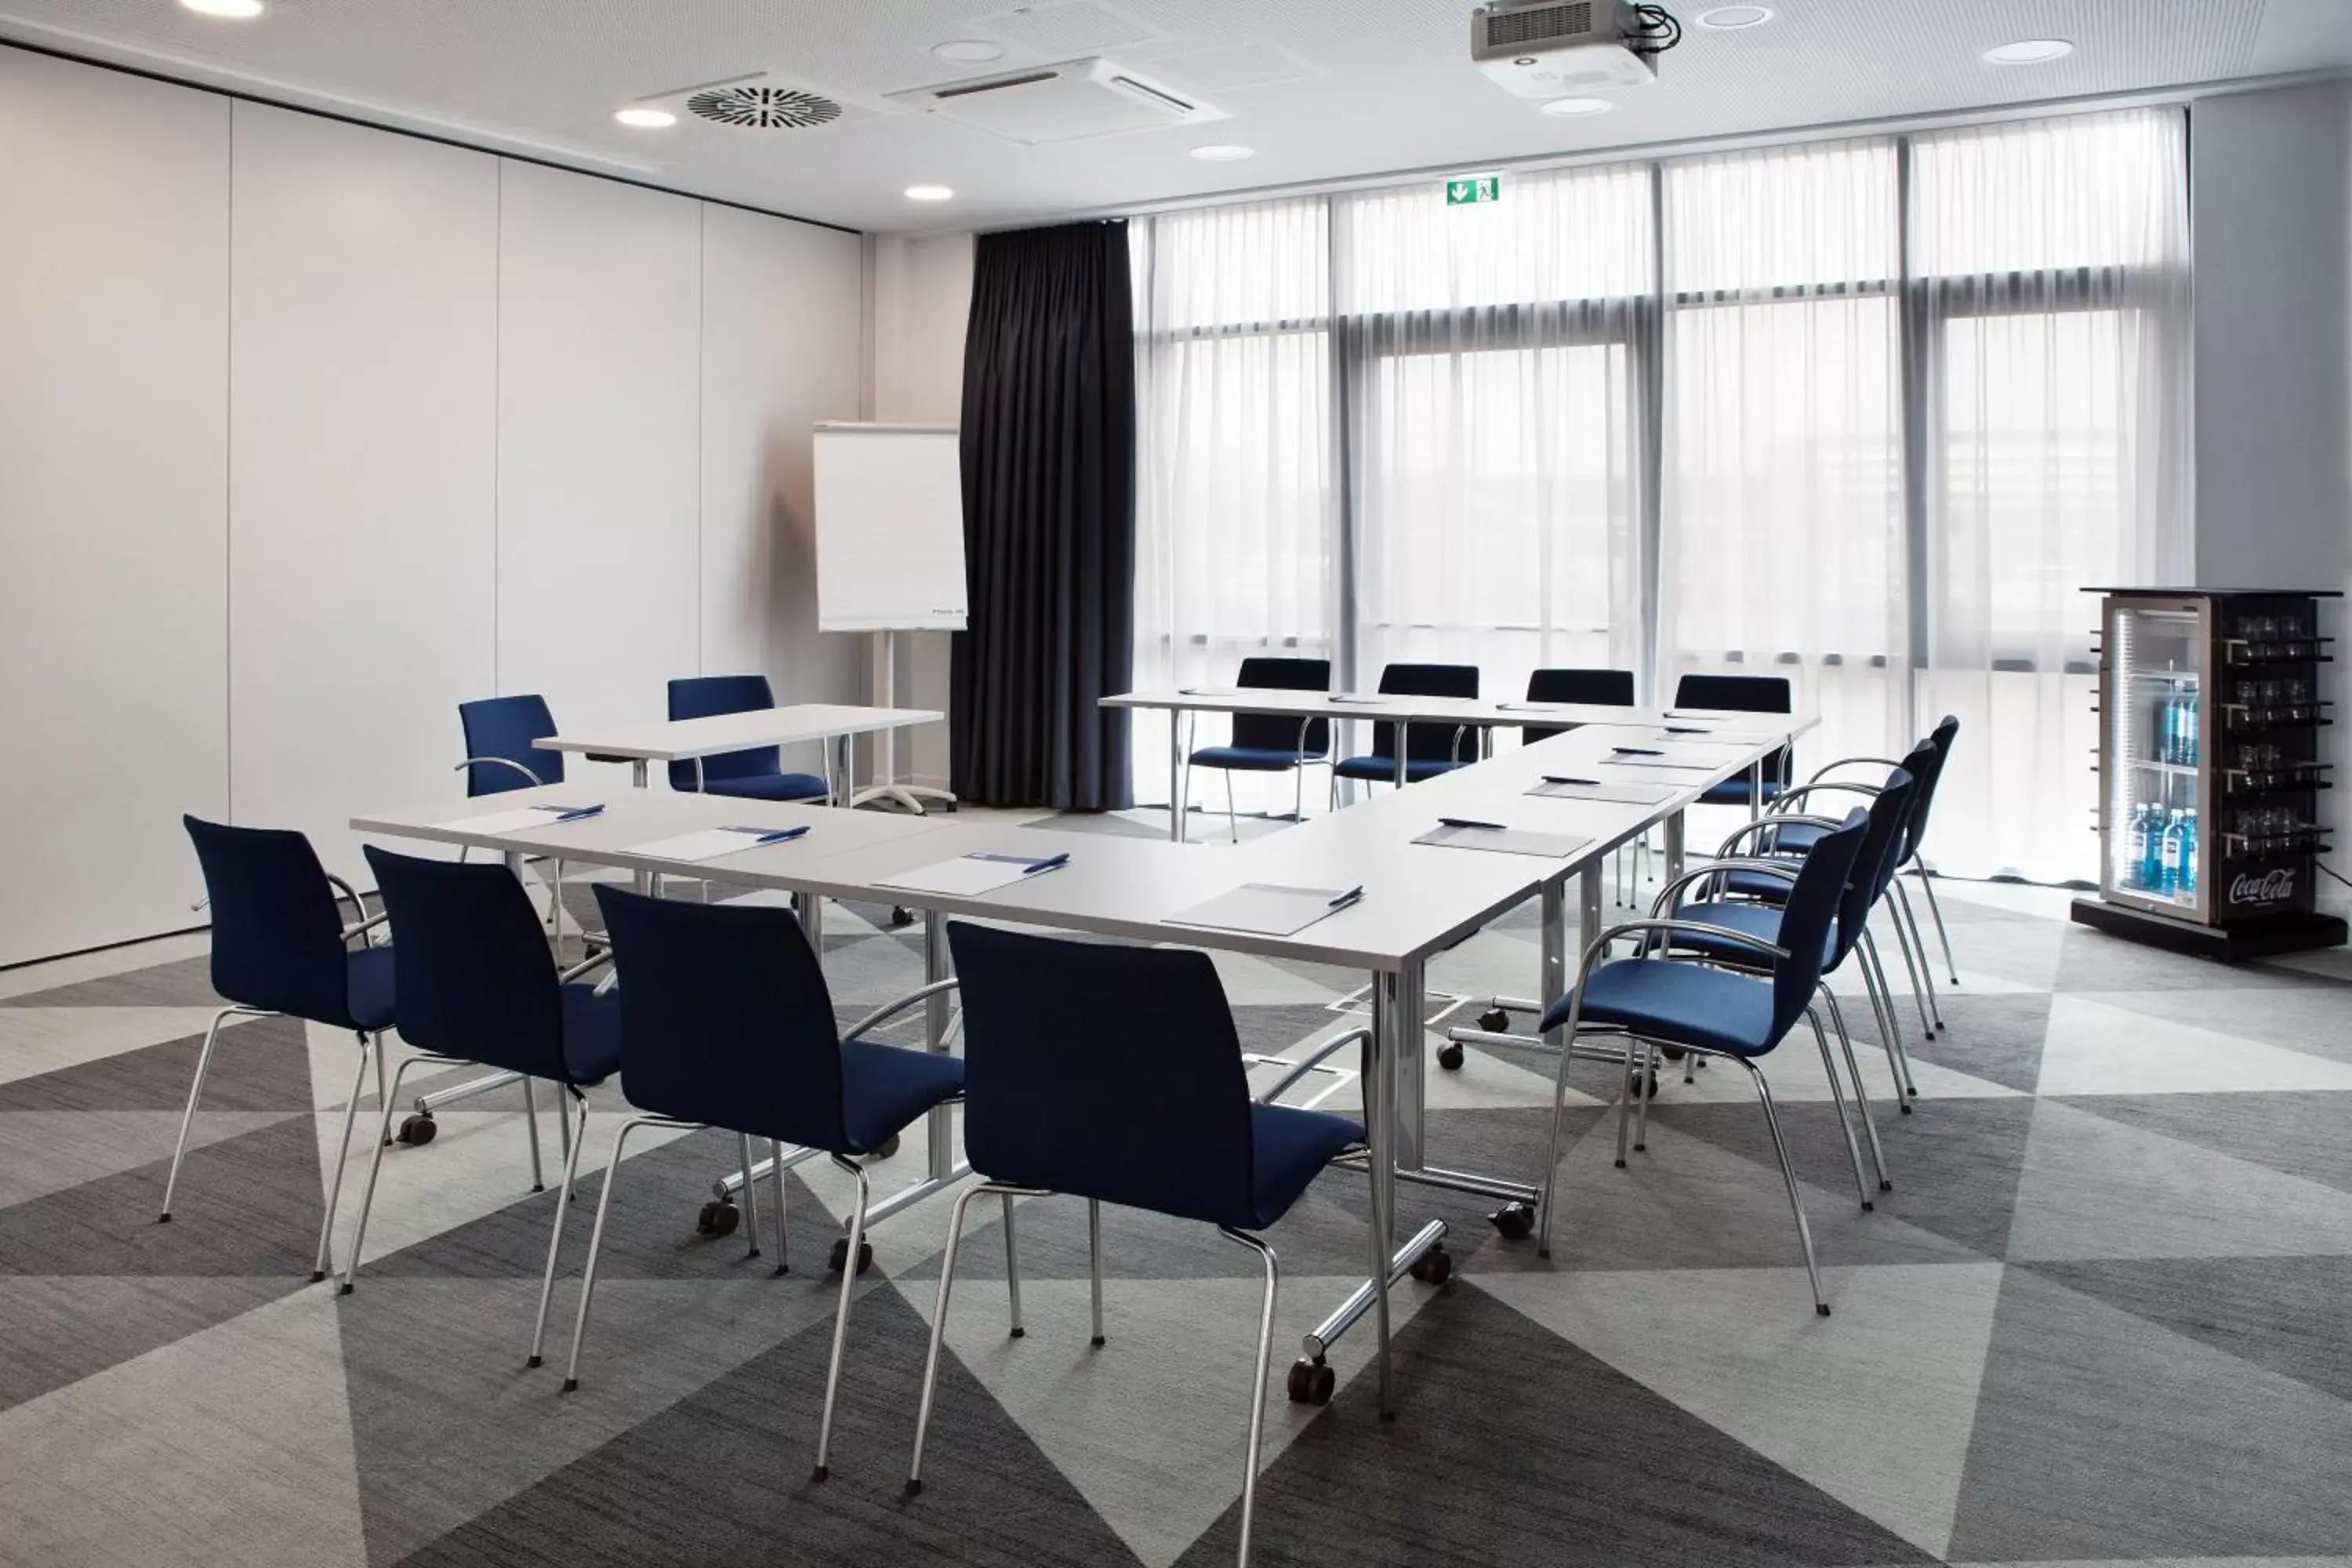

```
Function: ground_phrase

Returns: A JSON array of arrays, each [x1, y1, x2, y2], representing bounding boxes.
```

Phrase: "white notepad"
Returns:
[[1167, 883, 1363, 937], [436, 804, 602, 835], [626, 826, 808, 862], [1601, 747, 1734, 774], [1650, 726, 1780, 746], [1526, 778, 1677, 805], [1413, 822, 1592, 858], [878, 851, 1069, 898]]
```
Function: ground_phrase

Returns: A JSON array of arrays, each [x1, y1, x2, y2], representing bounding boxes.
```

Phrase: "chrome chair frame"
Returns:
[[1174, 712, 1332, 840], [1802, 757, 1962, 985], [1759, 775, 1949, 1038]]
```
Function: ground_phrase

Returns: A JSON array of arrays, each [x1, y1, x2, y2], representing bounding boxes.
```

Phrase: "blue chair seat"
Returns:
[[1757, 819, 1828, 854], [1247, 1103, 1365, 1229], [1666, 900, 1835, 970], [1333, 754, 1468, 784], [556, 983, 625, 1084], [840, 1040, 966, 1155], [694, 771, 830, 803], [345, 946, 397, 1033], [1190, 746, 1319, 773], [1540, 957, 1779, 1059], [1700, 777, 1788, 807]]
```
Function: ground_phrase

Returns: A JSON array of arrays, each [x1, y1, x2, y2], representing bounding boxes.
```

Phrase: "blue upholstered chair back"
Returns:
[[363, 846, 567, 1080], [1231, 656, 1331, 757], [667, 674, 780, 790], [1766, 811, 1871, 1039], [1523, 667, 1635, 745], [458, 694, 563, 797], [184, 815, 354, 1026], [1675, 672, 1794, 786], [949, 922, 1258, 1229], [1838, 760, 1922, 959], [1900, 715, 1962, 863], [1369, 662, 1480, 764], [590, 885, 848, 1148]]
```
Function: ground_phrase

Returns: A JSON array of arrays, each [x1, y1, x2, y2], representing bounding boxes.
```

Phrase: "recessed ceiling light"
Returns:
[[933, 38, 1007, 64], [179, 0, 264, 16], [905, 184, 956, 202], [613, 107, 677, 129], [1189, 143, 1255, 162], [1983, 38, 2074, 64], [1540, 96, 1614, 118], [1696, 4, 1774, 27]]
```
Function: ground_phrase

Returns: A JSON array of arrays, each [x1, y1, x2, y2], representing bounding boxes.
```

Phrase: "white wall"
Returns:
[[0, 49, 230, 967], [0, 44, 866, 965], [866, 231, 975, 788]]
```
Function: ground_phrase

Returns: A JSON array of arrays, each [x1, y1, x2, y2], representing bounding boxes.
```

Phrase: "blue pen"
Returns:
[[545, 804, 604, 822], [1326, 884, 1365, 909], [724, 824, 808, 845], [1542, 775, 1602, 786], [1438, 817, 1506, 831], [1611, 746, 1664, 757], [1020, 852, 1071, 876], [1661, 725, 1711, 735]]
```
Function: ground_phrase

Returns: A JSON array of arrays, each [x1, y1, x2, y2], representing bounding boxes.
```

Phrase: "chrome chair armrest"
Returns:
[[1715, 813, 1847, 858], [1579, 918, 1789, 977], [453, 756, 546, 789], [1251, 1025, 1370, 1106], [324, 873, 392, 946], [1767, 780, 1884, 815], [840, 978, 963, 1044], [559, 951, 615, 985], [1804, 756, 1904, 785], [1645, 856, 1806, 917]]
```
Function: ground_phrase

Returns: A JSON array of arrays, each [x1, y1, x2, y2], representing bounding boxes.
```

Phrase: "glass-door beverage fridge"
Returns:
[[2074, 588, 2347, 960]]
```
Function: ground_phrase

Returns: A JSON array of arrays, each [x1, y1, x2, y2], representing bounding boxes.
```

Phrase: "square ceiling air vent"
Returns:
[[887, 58, 1227, 145], [967, 1, 1156, 55]]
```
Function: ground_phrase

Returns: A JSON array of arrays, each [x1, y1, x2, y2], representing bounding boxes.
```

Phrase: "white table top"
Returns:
[[536, 703, 944, 762], [1102, 686, 1782, 733]]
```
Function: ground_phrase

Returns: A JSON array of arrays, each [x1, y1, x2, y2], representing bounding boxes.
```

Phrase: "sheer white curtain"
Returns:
[[1337, 165, 1653, 702], [1129, 198, 1334, 811], [1660, 139, 1907, 784], [1912, 108, 2191, 880]]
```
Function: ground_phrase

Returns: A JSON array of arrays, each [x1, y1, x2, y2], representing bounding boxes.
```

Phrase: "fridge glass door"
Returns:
[[2105, 601, 2205, 916]]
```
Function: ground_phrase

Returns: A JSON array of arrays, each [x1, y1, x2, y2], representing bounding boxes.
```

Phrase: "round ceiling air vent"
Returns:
[[685, 85, 844, 129]]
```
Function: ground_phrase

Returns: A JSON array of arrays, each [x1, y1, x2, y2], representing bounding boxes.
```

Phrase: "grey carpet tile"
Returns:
[[2053, 1091, 2352, 1197], [2031, 1255, 2352, 1409], [0, 1273, 303, 1410], [1947, 1266, 2352, 1563], [1196, 1279, 1936, 1568], [1046, 809, 1180, 840], [0, 952, 223, 1008], [2053, 925, 2352, 994], [0, 1011, 314, 1112], [2053, 981, 2352, 1067], [1882, 993, 2055, 1097], [401, 1281, 1152, 1568], [0, 1113, 328, 1276]]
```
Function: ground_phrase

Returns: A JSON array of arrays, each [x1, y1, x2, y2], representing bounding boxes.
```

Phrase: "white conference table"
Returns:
[[538, 703, 945, 800], [1102, 687, 1784, 839], [352, 710, 1803, 1415]]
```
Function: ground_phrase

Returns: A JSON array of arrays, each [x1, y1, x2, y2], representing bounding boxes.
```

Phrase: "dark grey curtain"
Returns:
[[951, 220, 1136, 809]]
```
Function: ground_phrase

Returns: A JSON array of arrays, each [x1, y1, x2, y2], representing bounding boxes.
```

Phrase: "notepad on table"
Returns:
[[626, 825, 808, 862], [878, 851, 1070, 898], [1651, 725, 1780, 745], [1526, 777, 1676, 805], [436, 804, 605, 835], [1168, 882, 1364, 937], [1495, 701, 1568, 713], [1413, 820, 1591, 858], [1601, 746, 1734, 774]]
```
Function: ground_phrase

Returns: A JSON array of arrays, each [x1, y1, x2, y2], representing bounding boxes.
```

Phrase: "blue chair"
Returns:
[[667, 674, 829, 803], [1332, 662, 1481, 794], [908, 924, 1364, 1561], [1674, 673, 1793, 809], [1517, 666, 1635, 746], [456, 692, 633, 949], [568, 886, 964, 1481], [1534, 811, 1873, 1315], [339, 848, 622, 1359], [172, 817, 395, 1283], [1185, 656, 1332, 839]]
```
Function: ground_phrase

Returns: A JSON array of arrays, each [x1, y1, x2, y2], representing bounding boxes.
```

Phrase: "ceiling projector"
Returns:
[[1471, 0, 1682, 98]]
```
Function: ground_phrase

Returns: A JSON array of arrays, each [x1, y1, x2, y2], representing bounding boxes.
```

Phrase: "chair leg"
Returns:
[[310, 1031, 377, 1282], [739, 1133, 762, 1261], [770, 1137, 789, 1276], [1226, 771, 1240, 843], [1536, 998, 1593, 1259], [909, 1181, 993, 1495], [522, 1076, 546, 1193], [1293, 764, 1305, 826], [1088, 1198, 1106, 1346], [1854, 935, 1915, 1112], [1913, 862, 1961, 985], [562, 1116, 652, 1391], [1821, 988, 1892, 1193], [1806, 1006, 1873, 1213], [527, 1091, 590, 1367], [1003, 1191, 1025, 1338], [1736, 1058, 1828, 1316], [339, 1050, 440, 1294], [811, 1153, 873, 1482], [162, 1005, 245, 1223], [1613, 1035, 1639, 1169], [1891, 880, 1947, 1032], [550, 858, 566, 949], [1214, 1226, 1280, 1568], [1879, 902, 1937, 1044]]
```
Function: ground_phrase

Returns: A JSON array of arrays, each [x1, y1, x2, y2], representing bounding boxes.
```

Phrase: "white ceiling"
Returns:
[[5, 0, 2350, 234]]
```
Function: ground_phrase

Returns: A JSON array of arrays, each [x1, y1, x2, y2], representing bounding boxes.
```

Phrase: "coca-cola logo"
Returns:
[[2228, 867, 2296, 906]]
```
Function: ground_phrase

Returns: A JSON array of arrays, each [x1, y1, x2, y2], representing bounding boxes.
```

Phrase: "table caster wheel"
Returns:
[[1436, 1040, 1465, 1072], [699, 1198, 740, 1238], [1407, 1244, 1454, 1287], [1286, 1356, 1334, 1406], [1477, 1006, 1510, 1033], [1488, 1201, 1535, 1241], [396, 1112, 437, 1146], [888, 906, 915, 929], [828, 1237, 874, 1276], [870, 1133, 902, 1160], [1658, 1045, 1686, 1062], [1628, 1069, 1659, 1101]]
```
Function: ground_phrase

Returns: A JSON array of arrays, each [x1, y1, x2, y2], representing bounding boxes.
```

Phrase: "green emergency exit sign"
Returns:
[[1446, 173, 1502, 205]]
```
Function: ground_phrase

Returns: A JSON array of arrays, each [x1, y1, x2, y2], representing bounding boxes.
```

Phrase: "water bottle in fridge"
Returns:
[[2125, 804, 2151, 888], [2142, 805, 2170, 892], [2181, 691, 2198, 768], [2179, 809, 2198, 898], [2161, 809, 2187, 896]]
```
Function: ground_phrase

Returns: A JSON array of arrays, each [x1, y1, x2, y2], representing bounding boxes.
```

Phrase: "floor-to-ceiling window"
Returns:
[[1127, 106, 2190, 881]]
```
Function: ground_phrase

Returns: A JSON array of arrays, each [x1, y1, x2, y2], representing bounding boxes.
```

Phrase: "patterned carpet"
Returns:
[[3, 806, 2351, 1568]]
